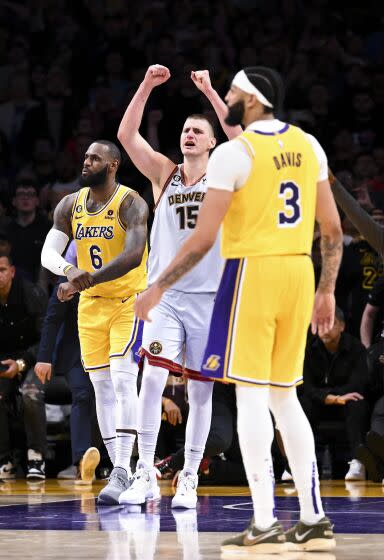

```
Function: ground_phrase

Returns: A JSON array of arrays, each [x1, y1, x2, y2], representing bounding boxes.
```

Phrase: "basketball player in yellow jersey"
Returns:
[[136, 67, 343, 553], [41, 140, 148, 505]]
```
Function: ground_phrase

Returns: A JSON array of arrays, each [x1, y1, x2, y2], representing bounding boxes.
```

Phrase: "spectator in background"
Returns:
[[32, 241, 101, 484], [0, 250, 47, 479], [300, 307, 370, 481], [361, 275, 384, 349], [336, 215, 383, 336], [0, 73, 37, 167], [6, 179, 51, 282]]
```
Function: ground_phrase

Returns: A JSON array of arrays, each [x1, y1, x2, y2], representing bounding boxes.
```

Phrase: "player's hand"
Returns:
[[0, 359, 20, 379], [57, 281, 77, 302], [66, 266, 94, 291], [34, 362, 52, 385], [134, 285, 163, 322], [163, 398, 183, 426], [311, 290, 335, 336], [143, 65, 171, 89], [337, 392, 364, 404], [191, 70, 213, 94]]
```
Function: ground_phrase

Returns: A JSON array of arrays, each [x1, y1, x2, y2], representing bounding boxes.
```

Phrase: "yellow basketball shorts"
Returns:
[[78, 294, 142, 372], [201, 255, 315, 388]]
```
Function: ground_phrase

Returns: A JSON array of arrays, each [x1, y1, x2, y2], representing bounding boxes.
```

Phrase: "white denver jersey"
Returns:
[[148, 164, 223, 292]]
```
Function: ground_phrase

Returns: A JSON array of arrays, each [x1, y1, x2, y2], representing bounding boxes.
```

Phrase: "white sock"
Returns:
[[110, 356, 139, 475], [90, 368, 116, 464], [269, 388, 324, 524], [184, 379, 214, 474], [236, 385, 277, 530], [137, 361, 168, 466]]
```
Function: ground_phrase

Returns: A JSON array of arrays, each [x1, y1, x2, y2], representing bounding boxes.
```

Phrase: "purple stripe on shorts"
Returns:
[[131, 319, 143, 364], [201, 259, 242, 380]]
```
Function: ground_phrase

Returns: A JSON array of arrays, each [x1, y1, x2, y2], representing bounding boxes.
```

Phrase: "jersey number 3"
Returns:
[[278, 181, 302, 228], [90, 245, 103, 269]]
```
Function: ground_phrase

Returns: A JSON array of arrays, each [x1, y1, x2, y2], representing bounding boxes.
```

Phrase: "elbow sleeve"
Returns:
[[41, 229, 71, 276]]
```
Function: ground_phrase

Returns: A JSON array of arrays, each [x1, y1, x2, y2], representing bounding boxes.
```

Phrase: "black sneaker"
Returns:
[[356, 444, 384, 483], [26, 460, 46, 480], [154, 456, 176, 479], [285, 516, 336, 551], [221, 518, 286, 554]]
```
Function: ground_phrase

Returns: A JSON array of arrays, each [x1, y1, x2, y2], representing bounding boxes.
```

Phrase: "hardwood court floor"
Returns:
[[0, 479, 383, 559]]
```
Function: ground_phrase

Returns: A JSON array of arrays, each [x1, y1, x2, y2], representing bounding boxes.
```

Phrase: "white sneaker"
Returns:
[[281, 469, 293, 482], [0, 461, 16, 480], [119, 461, 160, 505], [172, 469, 198, 509], [345, 459, 366, 481]]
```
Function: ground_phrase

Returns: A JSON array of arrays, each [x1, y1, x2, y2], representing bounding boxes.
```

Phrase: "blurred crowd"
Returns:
[[1, 0, 384, 484]]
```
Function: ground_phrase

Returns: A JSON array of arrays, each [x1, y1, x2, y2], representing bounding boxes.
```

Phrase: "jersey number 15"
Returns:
[[176, 205, 199, 230]]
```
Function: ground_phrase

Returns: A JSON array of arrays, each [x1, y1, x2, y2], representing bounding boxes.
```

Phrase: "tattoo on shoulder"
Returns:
[[53, 193, 76, 235], [119, 193, 149, 228]]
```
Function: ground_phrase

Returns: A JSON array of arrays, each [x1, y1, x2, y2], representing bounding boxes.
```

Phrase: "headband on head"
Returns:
[[231, 70, 273, 108]]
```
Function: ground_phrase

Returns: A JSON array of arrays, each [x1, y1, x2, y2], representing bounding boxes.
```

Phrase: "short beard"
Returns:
[[78, 165, 108, 189], [224, 100, 245, 127]]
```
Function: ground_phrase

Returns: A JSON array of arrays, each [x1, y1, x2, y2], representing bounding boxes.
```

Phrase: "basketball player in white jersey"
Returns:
[[117, 65, 242, 508]]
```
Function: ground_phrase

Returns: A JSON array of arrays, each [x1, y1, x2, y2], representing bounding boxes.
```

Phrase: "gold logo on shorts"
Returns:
[[149, 341, 162, 355], [203, 355, 221, 371]]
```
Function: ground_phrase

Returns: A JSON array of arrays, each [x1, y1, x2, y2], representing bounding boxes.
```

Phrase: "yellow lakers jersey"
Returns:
[[222, 124, 320, 258], [71, 184, 147, 298]]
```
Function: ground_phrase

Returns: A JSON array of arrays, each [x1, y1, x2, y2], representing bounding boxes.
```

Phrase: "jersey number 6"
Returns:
[[278, 181, 302, 227], [90, 245, 103, 269]]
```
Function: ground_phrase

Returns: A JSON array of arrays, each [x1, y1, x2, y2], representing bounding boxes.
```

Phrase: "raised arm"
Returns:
[[117, 65, 176, 202], [312, 178, 343, 335], [191, 70, 243, 140], [329, 168, 384, 258], [90, 193, 148, 286]]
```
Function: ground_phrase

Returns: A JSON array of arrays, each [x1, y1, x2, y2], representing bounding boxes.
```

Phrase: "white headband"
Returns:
[[232, 70, 273, 108]]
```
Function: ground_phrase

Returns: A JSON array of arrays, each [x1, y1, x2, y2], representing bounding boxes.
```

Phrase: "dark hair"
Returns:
[[0, 249, 12, 263], [335, 306, 345, 323], [15, 176, 38, 189], [94, 139, 122, 164], [185, 114, 216, 137], [243, 66, 285, 116]]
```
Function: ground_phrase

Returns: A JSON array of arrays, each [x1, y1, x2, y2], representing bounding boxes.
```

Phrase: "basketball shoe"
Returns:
[[221, 518, 286, 554], [285, 516, 336, 551], [97, 466, 131, 505], [172, 469, 198, 509], [0, 460, 16, 480], [119, 460, 160, 505]]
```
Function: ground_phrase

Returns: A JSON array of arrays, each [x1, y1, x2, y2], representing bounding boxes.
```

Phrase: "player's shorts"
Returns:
[[140, 289, 215, 381], [78, 294, 143, 372], [201, 255, 315, 388]]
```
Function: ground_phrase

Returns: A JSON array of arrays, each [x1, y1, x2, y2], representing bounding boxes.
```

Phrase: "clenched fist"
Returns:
[[143, 65, 171, 88], [191, 70, 213, 94]]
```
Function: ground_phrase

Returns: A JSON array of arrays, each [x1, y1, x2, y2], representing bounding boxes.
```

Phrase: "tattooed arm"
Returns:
[[311, 178, 343, 335], [135, 188, 233, 321], [329, 168, 384, 258], [91, 193, 148, 286]]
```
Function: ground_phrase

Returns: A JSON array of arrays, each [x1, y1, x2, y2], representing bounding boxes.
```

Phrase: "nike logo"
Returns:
[[74, 215, 84, 219], [244, 528, 280, 545], [294, 529, 313, 542]]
